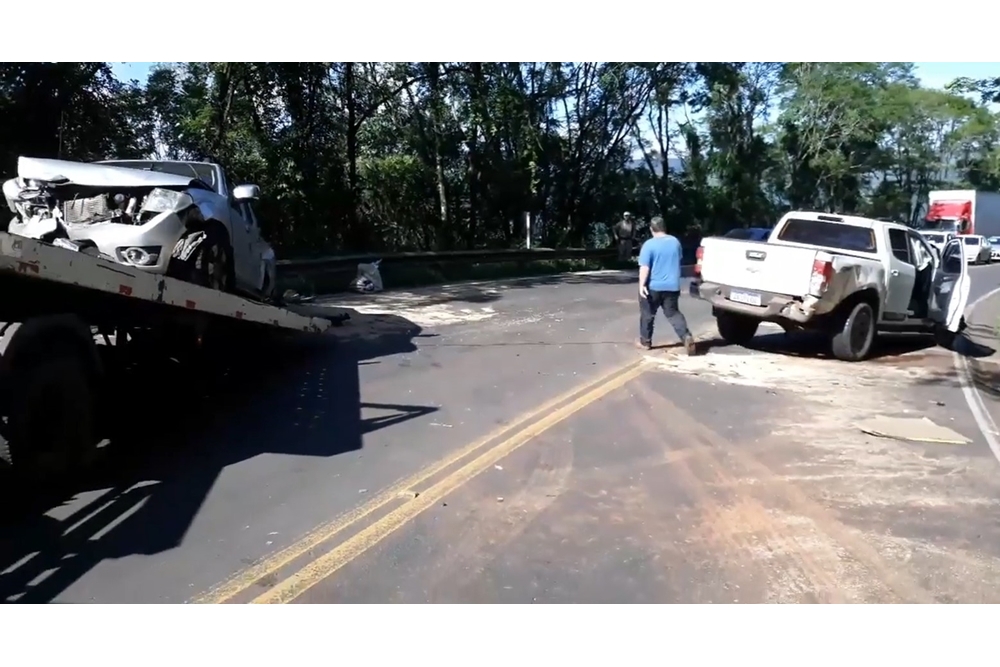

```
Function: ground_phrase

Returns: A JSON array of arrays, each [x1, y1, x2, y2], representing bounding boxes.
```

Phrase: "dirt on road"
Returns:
[[287, 336, 1000, 603]]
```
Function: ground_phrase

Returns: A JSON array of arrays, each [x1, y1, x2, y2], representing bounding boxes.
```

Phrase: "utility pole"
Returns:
[[58, 109, 65, 159]]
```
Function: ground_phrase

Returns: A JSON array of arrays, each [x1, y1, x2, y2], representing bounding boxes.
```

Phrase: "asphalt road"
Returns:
[[0, 271, 711, 603], [4, 268, 1000, 603], [968, 261, 1000, 306]]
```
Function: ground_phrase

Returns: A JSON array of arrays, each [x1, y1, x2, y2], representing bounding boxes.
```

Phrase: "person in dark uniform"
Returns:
[[615, 212, 636, 261]]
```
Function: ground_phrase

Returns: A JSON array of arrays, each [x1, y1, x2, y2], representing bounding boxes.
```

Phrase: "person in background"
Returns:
[[636, 215, 696, 355], [615, 212, 635, 262]]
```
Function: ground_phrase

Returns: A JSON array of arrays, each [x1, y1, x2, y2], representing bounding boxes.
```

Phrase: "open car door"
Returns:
[[930, 237, 971, 332]]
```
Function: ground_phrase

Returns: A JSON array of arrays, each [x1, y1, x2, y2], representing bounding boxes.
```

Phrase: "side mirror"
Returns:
[[233, 184, 261, 201]]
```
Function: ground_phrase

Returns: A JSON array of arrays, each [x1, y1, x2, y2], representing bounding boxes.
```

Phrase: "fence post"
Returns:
[[525, 211, 532, 250]]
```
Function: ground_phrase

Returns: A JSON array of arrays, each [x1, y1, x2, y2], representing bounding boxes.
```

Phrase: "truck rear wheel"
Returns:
[[830, 300, 876, 362], [6, 344, 97, 480], [716, 312, 760, 346]]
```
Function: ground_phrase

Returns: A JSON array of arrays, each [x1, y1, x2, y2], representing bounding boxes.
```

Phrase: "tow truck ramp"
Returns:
[[0, 231, 343, 333]]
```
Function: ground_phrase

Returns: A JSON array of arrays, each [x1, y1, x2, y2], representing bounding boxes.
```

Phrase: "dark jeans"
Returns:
[[639, 289, 690, 345]]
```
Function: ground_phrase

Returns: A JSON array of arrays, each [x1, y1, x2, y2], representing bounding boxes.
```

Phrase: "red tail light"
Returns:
[[695, 246, 704, 276], [809, 258, 833, 296]]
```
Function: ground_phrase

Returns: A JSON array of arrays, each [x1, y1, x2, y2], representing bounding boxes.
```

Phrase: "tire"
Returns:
[[6, 345, 96, 481], [830, 300, 876, 362], [190, 226, 235, 293], [716, 312, 760, 346]]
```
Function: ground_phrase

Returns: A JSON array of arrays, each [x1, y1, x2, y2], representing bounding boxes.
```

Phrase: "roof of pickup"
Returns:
[[782, 211, 899, 230]]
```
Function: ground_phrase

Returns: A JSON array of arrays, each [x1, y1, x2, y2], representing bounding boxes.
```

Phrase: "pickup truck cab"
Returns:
[[691, 211, 970, 361]]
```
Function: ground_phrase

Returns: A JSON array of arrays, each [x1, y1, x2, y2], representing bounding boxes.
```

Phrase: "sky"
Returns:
[[109, 62, 1000, 91], [912, 61, 1000, 89]]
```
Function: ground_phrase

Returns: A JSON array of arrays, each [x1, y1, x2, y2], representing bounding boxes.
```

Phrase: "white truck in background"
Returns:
[[921, 190, 1000, 238], [691, 211, 970, 361]]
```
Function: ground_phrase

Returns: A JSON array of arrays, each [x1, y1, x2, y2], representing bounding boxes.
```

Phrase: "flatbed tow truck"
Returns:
[[0, 231, 347, 482]]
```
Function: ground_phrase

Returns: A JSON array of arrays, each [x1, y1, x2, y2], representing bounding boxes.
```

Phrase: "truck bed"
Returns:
[[0, 232, 336, 334], [699, 237, 820, 297]]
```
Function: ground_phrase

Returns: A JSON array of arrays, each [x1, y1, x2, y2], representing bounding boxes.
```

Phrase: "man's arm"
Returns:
[[638, 264, 650, 285], [638, 243, 651, 296]]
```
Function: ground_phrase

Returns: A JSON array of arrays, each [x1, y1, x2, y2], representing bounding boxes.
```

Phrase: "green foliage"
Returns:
[[2, 61, 999, 255]]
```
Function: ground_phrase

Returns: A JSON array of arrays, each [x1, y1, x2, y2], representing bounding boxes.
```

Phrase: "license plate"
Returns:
[[729, 289, 762, 306]]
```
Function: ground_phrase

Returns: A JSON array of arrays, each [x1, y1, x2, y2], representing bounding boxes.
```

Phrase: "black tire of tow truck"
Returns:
[[829, 300, 876, 362], [6, 344, 96, 481], [716, 312, 760, 346]]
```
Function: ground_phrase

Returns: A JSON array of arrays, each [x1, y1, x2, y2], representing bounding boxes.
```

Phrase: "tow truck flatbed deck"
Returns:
[[0, 231, 341, 332], [0, 230, 350, 480]]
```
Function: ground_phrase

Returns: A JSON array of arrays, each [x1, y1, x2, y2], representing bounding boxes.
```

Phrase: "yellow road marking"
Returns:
[[251, 362, 647, 604], [193, 357, 643, 604]]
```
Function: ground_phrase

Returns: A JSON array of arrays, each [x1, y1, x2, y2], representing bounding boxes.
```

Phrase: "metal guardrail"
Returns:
[[277, 247, 616, 273], [275, 245, 703, 294]]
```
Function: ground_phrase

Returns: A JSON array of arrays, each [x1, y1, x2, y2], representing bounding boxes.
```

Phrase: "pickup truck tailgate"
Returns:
[[700, 238, 818, 297]]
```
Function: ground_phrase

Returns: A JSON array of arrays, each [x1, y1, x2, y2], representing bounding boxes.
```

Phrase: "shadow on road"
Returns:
[[910, 331, 1000, 399], [698, 330, 943, 361], [0, 311, 428, 603]]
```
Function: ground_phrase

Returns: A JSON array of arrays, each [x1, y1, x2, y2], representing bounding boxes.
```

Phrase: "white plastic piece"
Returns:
[[352, 259, 383, 293]]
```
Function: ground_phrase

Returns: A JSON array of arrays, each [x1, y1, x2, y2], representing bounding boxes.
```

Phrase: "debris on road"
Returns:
[[351, 259, 384, 293], [282, 289, 316, 304], [856, 416, 970, 445]]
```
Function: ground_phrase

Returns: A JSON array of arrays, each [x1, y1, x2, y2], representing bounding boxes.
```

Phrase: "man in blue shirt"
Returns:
[[637, 216, 696, 355]]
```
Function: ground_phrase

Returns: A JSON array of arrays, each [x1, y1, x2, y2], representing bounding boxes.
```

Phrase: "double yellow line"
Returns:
[[193, 357, 647, 604]]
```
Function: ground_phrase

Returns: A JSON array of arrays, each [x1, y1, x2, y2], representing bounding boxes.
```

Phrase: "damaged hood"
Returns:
[[16, 156, 204, 190]]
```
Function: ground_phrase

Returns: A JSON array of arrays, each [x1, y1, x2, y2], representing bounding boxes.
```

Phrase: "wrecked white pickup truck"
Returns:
[[691, 212, 970, 361], [2, 157, 277, 301]]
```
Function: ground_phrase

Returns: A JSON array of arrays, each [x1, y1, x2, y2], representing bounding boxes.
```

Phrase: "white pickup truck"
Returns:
[[691, 212, 970, 361]]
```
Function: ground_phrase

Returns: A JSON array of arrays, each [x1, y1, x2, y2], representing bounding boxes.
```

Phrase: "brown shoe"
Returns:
[[683, 335, 697, 356], [635, 338, 652, 351]]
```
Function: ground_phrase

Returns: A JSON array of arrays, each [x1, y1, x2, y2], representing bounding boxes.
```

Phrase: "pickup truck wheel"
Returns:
[[716, 312, 760, 346], [830, 301, 876, 362], [7, 345, 96, 480], [192, 228, 234, 293]]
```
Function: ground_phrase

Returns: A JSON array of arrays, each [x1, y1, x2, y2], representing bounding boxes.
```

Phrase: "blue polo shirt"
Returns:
[[639, 235, 682, 292]]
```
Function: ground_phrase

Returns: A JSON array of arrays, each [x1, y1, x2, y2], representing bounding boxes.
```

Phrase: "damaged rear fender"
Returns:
[[820, 263, 886, 314]]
